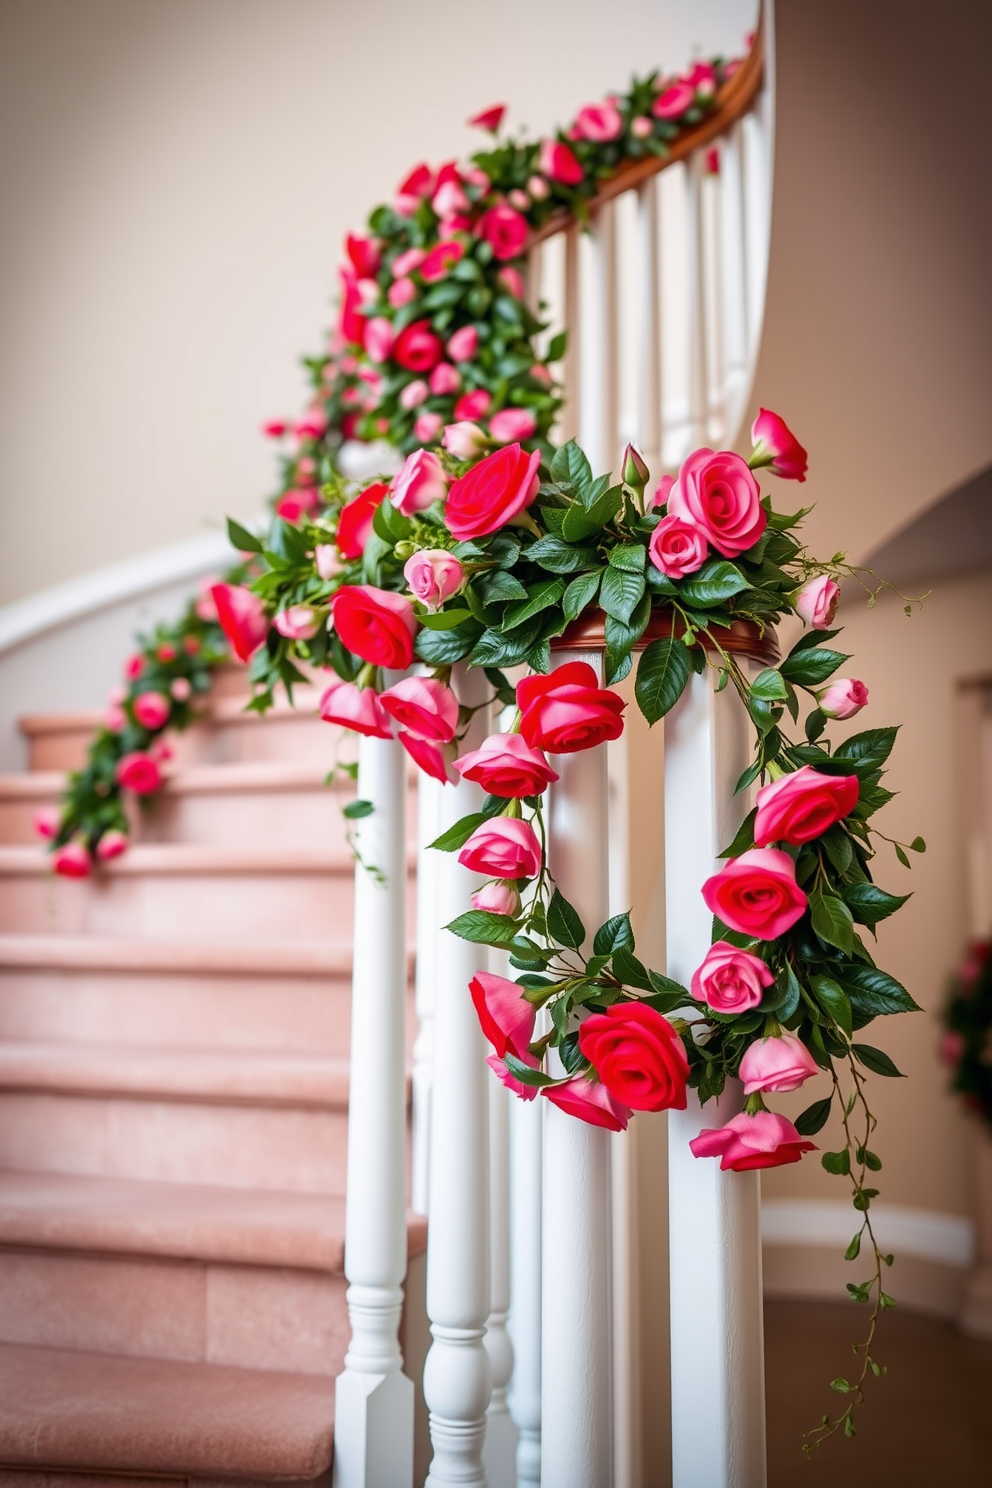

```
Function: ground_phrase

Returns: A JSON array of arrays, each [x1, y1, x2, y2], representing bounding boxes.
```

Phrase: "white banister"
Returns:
[[334, 730, 414, 1488], [508, 1087, 543, 1488], [580, 201, 619, 475], [685, 152, 709, 451], [560, 225, 581, 445], [423, 662, 492, 1486], [412, 769, 442, 1217], [663, 670, 766, 1488], [483, 1065, 518, 1486], [542, 648, 613, 1488], [636, 177, 663, 476]]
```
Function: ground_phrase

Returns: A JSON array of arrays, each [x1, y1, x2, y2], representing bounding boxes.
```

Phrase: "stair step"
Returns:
[[0, 1341, 336, 1481]]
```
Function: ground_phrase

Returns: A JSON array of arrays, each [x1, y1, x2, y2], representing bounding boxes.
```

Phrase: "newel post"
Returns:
[[333, 730, 414, 1488], [664, 670, 767, 1488]]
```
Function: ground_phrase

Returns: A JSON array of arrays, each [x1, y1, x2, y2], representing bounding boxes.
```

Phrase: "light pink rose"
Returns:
[[380, 676, 459, 742], [403, 549, 465, 611], [631, 116, 653, 139], [392, 246, 426, 278], [430, 362, 461, 396], [648, 515, 709, 578], [574, 100, 623, 141], [432, 178, 470, 217], [414, 412, 443, 444], [399, 379, 429, 411], [471, 882, 522, 917], [397, 731, 458, 783], [389, 277, 417, 309], [274, 605, 321, 640], [458, 816, 542, 879], [818, 678, 869, 720], [454, 389, 492, 422], [470, 970, 537, 1063], [170, 678, 192, 702], [365, 317, 394, 363], [454, 733, 558, 797], [318, 680, 393, 739], [420, 239, 465, 284], [667, 448, 766, 558], [462, 166, 490, 190], [487, 1054, 538, 1101], [489, 407, 537, 443], [750, 408, 808, 482], [690, 941, 774, 1013], [701, 848, 808, 940], [296, 457, 317, 486], [52, 841, 91, 879], [529, 364, 552, 384], [542, 1075, 631, 1131], [447, 325, 479, 362], [116, 751, 162, 795], [390, 449, 448, 514], [96, 829, 129, 862], [132, 691, 170, 730], [739, 1035, 820, 1095], [497, 266, 525, 299], [527, 174, 550, 200], [690, 1111, 817, 1171], [194, 577, 221, 622], [315, 544, 343, 580], [795, 575, 840, 629], [442, 421, 488, 460], [754, 765, 859, 847], [33, 807, 59, 840], [508, 188, 531, 212]]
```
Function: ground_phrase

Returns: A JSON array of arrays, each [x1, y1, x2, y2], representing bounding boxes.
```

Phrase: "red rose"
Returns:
[[211, 583, 269, 663], [477, 205, 528, 261], [689, 1111, 817, 1172], [393, 320, 443, 373], [346, 233, 380, 279], [338, 268, 367, 348], [538, 139, 583, 185], [754, 765, 860, 847], [330, 585, 416, 670], [337, 483, 388, 560], [517, 661, 626, 754], [578, 1003, 689, 1112], [701, 848, 807, 940], [445, 443, 540, 540], [468, 104, 506, 133]]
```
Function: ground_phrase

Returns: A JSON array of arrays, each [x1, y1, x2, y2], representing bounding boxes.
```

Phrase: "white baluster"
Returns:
[[636, 176, 662, 474], [663, 671, 766, 1488], [508, 1086, 542, 1488], [542, 648, 613, 1488], [334, 730, 414, 1488], [685, 151, 709, 451], [412, 769, 442, 1216], [423, 661, 492, 1486], [484, 1061, 518, 1486], [580, 200, 619, 474], [559, 225, 581, 444], [719, 122, 749, 441]]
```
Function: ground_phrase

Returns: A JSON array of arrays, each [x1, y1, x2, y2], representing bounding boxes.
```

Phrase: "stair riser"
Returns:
[[26, 715, 335, 774], [0, 1248, 348, 1376], [0, 1095, 348, 1193], [0, 791, 343, 850]]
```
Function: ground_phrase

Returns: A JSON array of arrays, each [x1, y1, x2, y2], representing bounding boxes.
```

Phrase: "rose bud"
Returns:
[[420, 239, 465, 283], [497, 266, 525, 299], [739, 1035, 819, 1095], [795, 575, 840, 629], [52, 841, 92, 879], [578, 1003, 690, 1112], [470, 970, 536, 1062], [95, 829, 129, 862], [690, 942, 775, 1014], [701, 848, 808, 940], [458, 816, 543, 879], [489, 407, 537, 443], [527, 174, 550, 200], [689, 1111, 817, 1171], [319, 679, 393, 739], [621, 442, 650, 492], [170, 678, 192, 702], [380, 676, 459, 742], [315, 544, 343, 580], [389, 277, 417, 309], [34, 807, 60, 840], [392, 246, 426, 278], [487, 1054, 538, 1101], [330, 586, 417, 671], [393, 319, 444, 373], [274, 605, 321, 640], [454, 733, 559, 798], [124, 654, 145, 680], [390, 449, 448, 515], [397, 731, 458, 783], [542, 1074, 631, 1131], [399, 379, 430, 411], [754, 765, 859, 846], [442, 421, 488, 460], [652, 81, 695, 120], [132, 691, 171, 731], [471, 882, 522, 917], [631, 116, 654, 139], [468, 104, 506, 133], [403, 549, 466, 612], [508, 187, 531, 212], [262, 418, 288, 438], [749, 408, 808, 482], [116, 751, 163, 795], [517, 661, 626, 754], [817, 678, 869, 720], [365, 317, 394, 363], [447, 325, 479, 363], [574, 101, 623, 142]]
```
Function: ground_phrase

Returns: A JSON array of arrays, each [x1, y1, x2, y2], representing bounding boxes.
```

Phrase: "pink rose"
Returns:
[[294, 407, 328, 441], [132, 691, 170, 730], [690, 941, 774, 1013], [690, 1111, 817, 1171], [365, 317, 394, 363], [489, 407, 537, 443], [630, 116, 653, 139], [194, 578, 220, 623], [497, 266, 525, 299], [415, 412, 443, 444], [685, 62, 717, 96], [445, 443, 540, 540], [315, 545, 342, 580], [389, 278, 417, 309], [750, 409, 808, 482], [518, 660, 626, 754], [539, 139, 583, 186], [210, 584, 269, 663], [319, 679, 393, 739], [432, 178, 470, 218], [296, 457, 317, 486], [403, 549, 465, 611], [34, 807, 59, 840], [52, 841, 91, 879], [454, 733, 559, 798], [124, 654, 145, 680], [170, 678, 191, 702], [96, 829, 129, 862], [337, 483, 388, 560], [421, 239, 465, 283], [652, 81, 695, 120], [478, 205, 529, 262], [702, 848, 808, 940], [442, 421, 488, 460], [393, 320, 443, 373], [527, 174, 550, 200], [508, 188, 531, 212], [487, 1054, 538, 1101], [578, 1003, 689, 1111], [471, 882, 522, 917], [116, 751, 162, 795], [447, 325, 479, 362], [667, 448, 766, 558], [274, 605, 321, 640], [276, 489, 319, 523], [542, 1074, 631, 1131], [574, 101, 623, 141], [795, 575, 840, 629], [458, 816, 542, 879], [648, 474, 675, 510], [394, 163, 434, 215], [818, 678, 869, 720], [392, 246, 426, 278], [739, 1035, 819, 1095], [380, 676, 458, 742], [754, 766, 860, 847], [470, 970, 536, 1063], [391, 449, 448, 515], [468, 104, 506, 132], [262, 418, 288, 438], [454, 389, 492, 422], [429, 362, 461, 396], [648, 515, 709, 578], [399, 379, 429, 411], [330, 586, 417, 670], [397, 731, 458, 783]]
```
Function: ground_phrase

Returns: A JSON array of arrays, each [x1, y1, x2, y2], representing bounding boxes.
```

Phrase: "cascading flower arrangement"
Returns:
[[39, 46, 748, 872], [216, 406, 923, 1450]]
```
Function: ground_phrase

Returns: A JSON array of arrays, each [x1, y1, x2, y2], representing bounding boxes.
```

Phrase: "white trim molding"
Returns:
[[761, 1199, 975, 1268]]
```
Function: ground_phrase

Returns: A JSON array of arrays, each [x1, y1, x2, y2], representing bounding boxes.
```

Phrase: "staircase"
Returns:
[[0, 665, 426, 1487]]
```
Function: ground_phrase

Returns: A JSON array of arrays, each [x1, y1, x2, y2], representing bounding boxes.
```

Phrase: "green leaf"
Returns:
[[844, 1231, 862, 1261], [833, 727, 899, 776], [445, 910, 521, 945], [470, 624, 542, 668], [593, 913, 634, 957], [795, 1096, 833, 1136], [851, 1042, 904, 1077], [478, 571, 529, 605], [611, 944, 654, 992], [769, 962, 802, 1020], [562, 570, 602, 623], [600, 566, 646, 625], [226, 518, 263, 554], [750, 667, 789, 702], [843, 882, 910, 928], [810, 892, 855, 955], [608, 542, 646, 574], [372, 498, 412, 543], [719, 808, 757, 859], [502, 578, 565, 631], [561, 486, 623, 542], [780, 648, 849, 686], [415, 620, 483, 665], [547, 888, 586, 951], [549, 440, 592, 495], [822, 826, 854, 875], [678, 560, 748, 608], [635, 637, 691, 725], [910, 835, 926, 853], [647, 969, 689, 999], [527, 534, 596, 574], [604, 606, 646, 686], [417, 607, 474, 631], [840, 965, 920, 1018], [821, 1149, 851, 1176], [429, 811, 491, 852], [810, 975, 853, 1038], [547, 330, 568, 363], [341, 799, 374, 820], [503, 1053, 557, 1088]]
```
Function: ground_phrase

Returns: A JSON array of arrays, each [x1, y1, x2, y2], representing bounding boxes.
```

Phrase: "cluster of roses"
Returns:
[[942, 939, 992, 1129]]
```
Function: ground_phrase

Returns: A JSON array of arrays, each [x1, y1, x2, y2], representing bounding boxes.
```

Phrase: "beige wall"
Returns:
[[0, 0, 754, 606]]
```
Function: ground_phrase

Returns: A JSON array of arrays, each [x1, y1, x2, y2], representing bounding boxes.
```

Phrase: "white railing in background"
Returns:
[[335, 6, 775, 1485]]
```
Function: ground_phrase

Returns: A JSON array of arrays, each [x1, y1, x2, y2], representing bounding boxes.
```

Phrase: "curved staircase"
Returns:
[[0, 666, 425, 1487]]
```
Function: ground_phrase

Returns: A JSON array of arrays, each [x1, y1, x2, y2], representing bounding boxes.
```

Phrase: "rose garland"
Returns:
[[40, 48, 746, 870], [215, 409, 923, 1449], [942, 940, 992, 1128]]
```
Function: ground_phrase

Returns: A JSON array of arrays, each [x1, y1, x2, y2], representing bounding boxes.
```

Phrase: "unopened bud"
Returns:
[[622, 442, 649, 492]]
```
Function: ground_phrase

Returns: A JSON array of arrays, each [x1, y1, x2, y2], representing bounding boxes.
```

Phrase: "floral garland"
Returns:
[[41, 48, 746, 871], [214, 409, 922, 1450], [942, 940, 992, 1128]]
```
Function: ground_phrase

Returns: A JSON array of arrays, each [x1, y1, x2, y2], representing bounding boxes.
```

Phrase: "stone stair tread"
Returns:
[[0, 845, 357, 876], [0, 1041, 352, 1107], [0, 934, 357, 975], [0, 763, 340, 800], [0, 1340, 335, 1481]]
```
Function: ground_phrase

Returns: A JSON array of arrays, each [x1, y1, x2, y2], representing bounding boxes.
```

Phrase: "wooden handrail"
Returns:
[[528, 5, 765, 249]]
